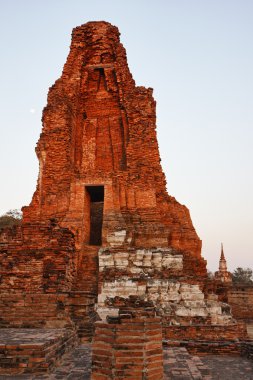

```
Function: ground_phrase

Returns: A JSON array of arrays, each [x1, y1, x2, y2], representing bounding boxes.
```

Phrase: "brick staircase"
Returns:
[[69, 245, 99, 341]]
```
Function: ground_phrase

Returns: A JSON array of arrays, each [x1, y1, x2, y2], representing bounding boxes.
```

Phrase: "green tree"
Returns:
[[0, 209, 22, 230], [232, 267, 253, 284]]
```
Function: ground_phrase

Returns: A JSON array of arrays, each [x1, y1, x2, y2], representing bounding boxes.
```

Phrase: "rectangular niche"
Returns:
[[85, 186, 104, 246]]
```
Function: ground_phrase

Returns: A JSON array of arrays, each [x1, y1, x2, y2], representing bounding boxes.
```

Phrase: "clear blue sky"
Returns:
[[0, 0, 252, 271]]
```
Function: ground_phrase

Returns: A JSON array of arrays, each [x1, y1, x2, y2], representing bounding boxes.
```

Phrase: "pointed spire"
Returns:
[[214, 243, 232, 283], [220, 242, 225, 261], [219, 243, 227, 272]]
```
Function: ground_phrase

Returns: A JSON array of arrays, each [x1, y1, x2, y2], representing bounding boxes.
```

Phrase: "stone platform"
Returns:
[[0, 329, 77, 375]]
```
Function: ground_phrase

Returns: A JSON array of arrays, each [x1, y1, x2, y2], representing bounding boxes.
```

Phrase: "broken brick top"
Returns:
[[23, 21, 202, 259], [37, 21, 158, 178]]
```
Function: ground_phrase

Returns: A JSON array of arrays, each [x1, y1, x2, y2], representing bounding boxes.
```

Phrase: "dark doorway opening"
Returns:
[[86, 186, 104, 245]]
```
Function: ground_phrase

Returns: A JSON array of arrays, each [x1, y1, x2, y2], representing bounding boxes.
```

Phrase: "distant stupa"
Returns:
[[214, 243, 232, 283]]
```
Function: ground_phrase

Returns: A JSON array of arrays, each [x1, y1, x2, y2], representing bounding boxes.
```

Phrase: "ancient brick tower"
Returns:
[[23, 21, 201, 257], [1, 22, 237, 340]]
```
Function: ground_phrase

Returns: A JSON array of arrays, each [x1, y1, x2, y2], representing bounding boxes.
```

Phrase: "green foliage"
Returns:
[[0, 209, 22, 230], [232, 267, 253, 284]]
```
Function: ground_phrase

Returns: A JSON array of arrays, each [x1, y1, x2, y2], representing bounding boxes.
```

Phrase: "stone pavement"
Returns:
[[164, 347, 211, 379], [201, 355, 253, 380], [163, 347, 210, 379], [0, 344, 253, 379]]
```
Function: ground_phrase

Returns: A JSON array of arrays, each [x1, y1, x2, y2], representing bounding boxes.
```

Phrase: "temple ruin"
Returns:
[[0, 21, 249, 376]]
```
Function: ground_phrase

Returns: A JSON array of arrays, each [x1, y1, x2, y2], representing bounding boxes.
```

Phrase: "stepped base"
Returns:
[[0, 328, 77, 375]]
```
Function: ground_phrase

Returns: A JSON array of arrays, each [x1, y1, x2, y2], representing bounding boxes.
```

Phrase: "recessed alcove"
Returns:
[[85, 186, 104, 245]]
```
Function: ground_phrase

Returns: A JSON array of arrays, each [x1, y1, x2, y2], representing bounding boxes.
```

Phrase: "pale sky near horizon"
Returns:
[[0, 0, 252, 272]]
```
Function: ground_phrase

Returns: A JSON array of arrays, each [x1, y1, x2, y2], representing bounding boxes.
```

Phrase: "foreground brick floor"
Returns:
[[201, 355, 253, 380], [0, 344, 253, 379]]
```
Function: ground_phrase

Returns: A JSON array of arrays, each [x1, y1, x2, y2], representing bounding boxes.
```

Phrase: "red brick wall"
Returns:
[[163, 322, 247, 341], [213, 283, 253, 322], [0, 222, 76, 328], [228, 287, 253, 321], [0, 222, 76, 293]]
